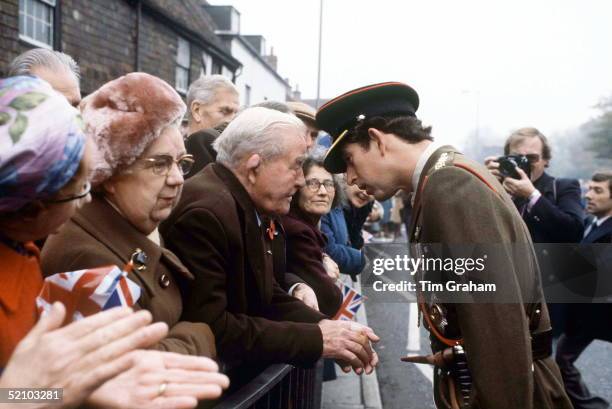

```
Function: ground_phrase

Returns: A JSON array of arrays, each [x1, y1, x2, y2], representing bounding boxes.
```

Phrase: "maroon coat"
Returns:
[[281, 208, 342, 317], [160, 163, 326, 368]]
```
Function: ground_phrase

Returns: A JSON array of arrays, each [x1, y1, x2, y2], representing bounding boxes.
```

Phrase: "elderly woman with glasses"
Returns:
[[281, 151, 343, 318], [0, 75, 228, 408], [41, 73, 215, 357]]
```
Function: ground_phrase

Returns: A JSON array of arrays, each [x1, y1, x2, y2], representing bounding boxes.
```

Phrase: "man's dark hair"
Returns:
[[592, 170, 612, 197], [342, 115, 433, 151]]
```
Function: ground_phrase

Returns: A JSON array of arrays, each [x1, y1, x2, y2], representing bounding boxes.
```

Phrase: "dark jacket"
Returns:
[[343, 202, 373, 250], [281, 208, 342, 317], [41, 196, 216, 357], [185, 128, 219, 179], [517, 172, 584, 243], [160, 163, 326, 367], [320, 207, 366, 277], [410, 146, 571, 409], [565, 217, 612, 342]]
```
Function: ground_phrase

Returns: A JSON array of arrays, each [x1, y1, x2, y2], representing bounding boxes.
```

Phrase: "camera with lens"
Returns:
[[497, 155, 531, 180]]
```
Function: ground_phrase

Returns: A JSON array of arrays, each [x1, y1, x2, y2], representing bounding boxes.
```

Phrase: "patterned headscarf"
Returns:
[[0, 75, 86, 212]]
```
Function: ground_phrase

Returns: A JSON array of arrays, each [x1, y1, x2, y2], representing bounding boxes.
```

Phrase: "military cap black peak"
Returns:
[[316, 81, 420, 173]]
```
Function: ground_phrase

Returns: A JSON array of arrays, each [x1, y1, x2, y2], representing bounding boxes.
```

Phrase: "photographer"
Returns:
[[485, 127, 584, 334]]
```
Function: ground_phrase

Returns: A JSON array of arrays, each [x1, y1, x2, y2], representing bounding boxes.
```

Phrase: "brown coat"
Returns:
[[160, 163, 327, 368], [40, 196, 216, 357], [409, 146, 571, 409]]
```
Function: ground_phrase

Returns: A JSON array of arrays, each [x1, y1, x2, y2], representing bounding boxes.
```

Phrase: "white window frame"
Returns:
[[175, 36, 190, 93], [200, 52, 212, 77], [18, 0, 56, 49]]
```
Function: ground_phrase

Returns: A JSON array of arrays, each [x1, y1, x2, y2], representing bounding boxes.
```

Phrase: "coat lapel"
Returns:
[[212, 163, 271, 301], [584, 218, 612, 244]]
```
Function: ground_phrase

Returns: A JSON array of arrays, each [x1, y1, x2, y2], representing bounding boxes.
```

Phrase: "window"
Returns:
[[211, 60, 222, 75], [244, 85, 251, 107], [200, 52, 212, 77], [175, 37, 190, 93], [19, 0, 55, 48]]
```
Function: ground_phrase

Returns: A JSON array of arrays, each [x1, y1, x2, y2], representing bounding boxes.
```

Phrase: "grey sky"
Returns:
[[209, 0, 612, 148]]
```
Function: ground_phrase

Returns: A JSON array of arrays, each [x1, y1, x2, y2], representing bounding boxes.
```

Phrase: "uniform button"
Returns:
[[159, 274, 171, 288], [534, 216, 540, 222], [542, 249, 548, 256]]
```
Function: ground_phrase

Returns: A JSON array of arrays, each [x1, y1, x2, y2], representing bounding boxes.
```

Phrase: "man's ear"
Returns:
[[190, 100, 202, 123], [367, 128, 387, 156], [244, 154, 262, 184]]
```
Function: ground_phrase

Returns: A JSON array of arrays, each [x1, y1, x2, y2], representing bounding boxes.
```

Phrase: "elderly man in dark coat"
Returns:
[[161, 107, 379, 372], [317, 82, 572, 409]]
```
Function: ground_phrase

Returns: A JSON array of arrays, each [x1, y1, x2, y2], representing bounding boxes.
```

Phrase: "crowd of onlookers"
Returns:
[[0, 48, 380, 408], [0, 47, 610, 409]]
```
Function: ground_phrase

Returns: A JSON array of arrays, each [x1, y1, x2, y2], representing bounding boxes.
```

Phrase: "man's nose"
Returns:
[[346, 166, 357, 185]]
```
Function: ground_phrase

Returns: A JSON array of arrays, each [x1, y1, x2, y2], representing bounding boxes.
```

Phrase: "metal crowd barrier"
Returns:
[[212, 361, 323, 409]]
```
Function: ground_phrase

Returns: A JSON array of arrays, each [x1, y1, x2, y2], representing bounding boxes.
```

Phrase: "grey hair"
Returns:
[[186, 74, 238, 120], [8, 48, 80, 80], [251, 100, 292, 113], [213, 107, 305, 168]]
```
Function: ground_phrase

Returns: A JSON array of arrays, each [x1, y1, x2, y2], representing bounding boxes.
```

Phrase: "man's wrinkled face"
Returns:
[[31, 66, 81, 107], [343, 141, 398, 201], [509, 137, 548, 182], [585, 180, 612, 218], [251, 128, 307, 216], [196, 88, 239, 130]]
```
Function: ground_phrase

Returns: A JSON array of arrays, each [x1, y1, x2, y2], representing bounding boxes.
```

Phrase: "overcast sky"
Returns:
[[208, 0, 612, 148]]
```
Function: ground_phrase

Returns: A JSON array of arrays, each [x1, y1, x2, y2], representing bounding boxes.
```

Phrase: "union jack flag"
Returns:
[[333, 283, 365, 321], [36, 265, 141, 323]]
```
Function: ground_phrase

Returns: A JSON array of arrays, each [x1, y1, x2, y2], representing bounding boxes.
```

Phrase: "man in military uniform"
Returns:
[[316, 82, 572, 409]]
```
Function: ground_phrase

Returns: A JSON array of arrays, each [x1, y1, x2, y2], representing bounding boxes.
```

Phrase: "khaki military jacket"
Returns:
[[409, 146, 571, 409]]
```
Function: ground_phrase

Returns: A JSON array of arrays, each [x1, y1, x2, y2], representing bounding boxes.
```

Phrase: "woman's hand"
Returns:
[[0, 303, 168, 409], [322, 254, 340, 280], [87, 351, 230, 409], [292, 283, 319, 311]]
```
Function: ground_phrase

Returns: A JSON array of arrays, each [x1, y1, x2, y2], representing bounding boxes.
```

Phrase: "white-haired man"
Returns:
[[9, 48, 81, 106], [161, 107, 379, 373]]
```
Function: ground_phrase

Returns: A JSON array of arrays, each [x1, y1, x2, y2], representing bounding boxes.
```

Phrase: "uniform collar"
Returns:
[[411, 141, 443, 192]]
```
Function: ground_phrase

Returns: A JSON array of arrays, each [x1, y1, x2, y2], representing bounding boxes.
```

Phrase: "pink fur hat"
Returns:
[[81, 72, 186, 185]]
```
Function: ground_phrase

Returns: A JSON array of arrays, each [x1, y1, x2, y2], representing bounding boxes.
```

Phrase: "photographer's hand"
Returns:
[[502, 167, 535, 199], [484, 156, 503, 182]]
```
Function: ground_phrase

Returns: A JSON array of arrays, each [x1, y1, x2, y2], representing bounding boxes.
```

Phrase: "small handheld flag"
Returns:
[[333, 282, 365, 321], [37, 265, 141, 324]]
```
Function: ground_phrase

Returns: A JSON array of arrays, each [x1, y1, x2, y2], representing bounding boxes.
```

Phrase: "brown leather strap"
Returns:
[[531, 329, 553, 361]]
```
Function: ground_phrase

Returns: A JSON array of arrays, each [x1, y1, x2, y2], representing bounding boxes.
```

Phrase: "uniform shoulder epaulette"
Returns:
[[450, 155, 502, 196]]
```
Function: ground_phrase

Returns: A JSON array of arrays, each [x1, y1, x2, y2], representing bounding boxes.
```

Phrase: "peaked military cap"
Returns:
[[316, 81, 419, 173]]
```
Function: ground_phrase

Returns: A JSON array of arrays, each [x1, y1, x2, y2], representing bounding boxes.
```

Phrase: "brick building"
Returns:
[[0, 0, 241, 95]]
